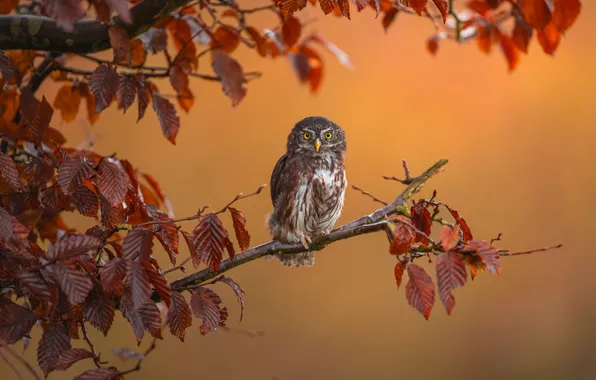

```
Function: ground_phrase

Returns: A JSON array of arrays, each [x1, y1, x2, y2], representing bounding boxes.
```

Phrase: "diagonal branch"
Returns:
[[170, 159, 448, 290], [0, 0, 193, 53]]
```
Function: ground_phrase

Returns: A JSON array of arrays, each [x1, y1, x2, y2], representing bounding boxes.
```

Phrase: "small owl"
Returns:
[[267, 116, 347, 267]]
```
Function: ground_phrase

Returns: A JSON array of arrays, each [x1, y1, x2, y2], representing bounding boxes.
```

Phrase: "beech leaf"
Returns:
[[405, 264, 435, 320]]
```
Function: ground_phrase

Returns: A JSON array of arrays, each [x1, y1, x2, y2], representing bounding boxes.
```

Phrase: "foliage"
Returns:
[[0, 0, 573, 378]]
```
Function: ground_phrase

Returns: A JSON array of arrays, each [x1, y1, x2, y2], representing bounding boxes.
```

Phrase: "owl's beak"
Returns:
[[314, 139, 321, 152]]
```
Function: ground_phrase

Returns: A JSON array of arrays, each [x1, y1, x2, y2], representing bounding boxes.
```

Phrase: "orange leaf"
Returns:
[[275, 0, 309, 17], [246, 27, 267, 57], [130, 38, 147, 66], [511, 18, 533, 54], [282, 16, 302, 48], [552, 0, 581, 34], [211, 26, 240, 54], [439, 225, 460, 252], [518, 0, 552, 29], [382, 7, 399, 32], [436, 251, 467, 315], [537, 21, 561, 55], [0, 0, 18, 14], [405, 264, 435, 320], [108, 25, 132, 65], [431, 0, 448, 23], [499, 33, 520, 71], [394, 262, 406, 288]]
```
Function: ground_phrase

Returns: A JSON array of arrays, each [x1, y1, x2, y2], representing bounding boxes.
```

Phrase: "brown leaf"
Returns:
[[169, 63, 190, 95], [0, 50, 11, 77], [476, 25, 494, 54], [318, 0, 338, 14], [151, 93, 180, 145], [275, 0, 308, 17], [193, 213, 231, 271], [439, 225, 460, 252], [282, 16, 302, 48], [382, 7, 399, 32], [30, 96, 54, 141], [246, 27, 267, 56], [89, 64, 119, 114], [0, 299, 37, 346], [512, 18, 533, 54], [99, 258, 126, 296], [167, 292, 193, 342], [18, 270, 52, 299], [139, 28, 168, 54], [56, 348, 94, 371], [410, 202, 432, 245], [389, 216, 415, 255], [431, 0, 447, 23], [217, 276, 245, 322], [468, 240, 501, 275], [211, 26, 240, 54], [117, 74, 137, 113], [57, 156, 94, 194], [552, 0, 581, 34], [98, 160, 128, 207], [51, 263, 94, 304], [0, 152, 22, 191], [394, 261, 406, 288], [122, 228, 154, 263], [127, 261, 152, 310], [109, 25, 132, 65], [144, 263, 171, 306], [46, 233, 103, 260], [84, 291, 115, 336], [190, 286, 228, 335], [212, 49, 247, 107], [41, 0, 85, 33], [74, 183, 100, 217], [37, 322, 72, 377], [537, 21, 561, 55], [446, 208, 473, 242], [0, 206, 12, 241], [498, 32, 520, 71], [135, 74, 149, 122], [181, 230, 200, 268], [519, 0, 552, 29], [74, 367, 119, 380], [138, 301, 163, 339], [405, 264, 435, 320], [146, 206, 178, 265], [436, 251, 467, 315], [228, 207, 250, 254], [99, 195, 124, 228]]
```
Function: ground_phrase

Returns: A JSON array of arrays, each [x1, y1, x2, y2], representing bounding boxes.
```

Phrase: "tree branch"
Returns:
[[0, 0, 193, 53], [170, 158, 449, 290]]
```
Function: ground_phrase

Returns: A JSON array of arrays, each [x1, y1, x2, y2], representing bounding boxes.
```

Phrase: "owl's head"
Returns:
[[287, 116, 346, 155]]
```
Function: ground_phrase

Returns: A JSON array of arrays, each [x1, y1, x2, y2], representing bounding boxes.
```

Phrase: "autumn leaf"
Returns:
[[73, 367, 119, 380], [42, 0, 85, 33], [436, 251, 467, 315], [46, 233, 104, 260], [117, 74, 137, 113], [382, 7, 399, 32], [446, 208, 473, 242], [135, 74, 150, 122], [394, 262, 406, 288], [467, 240, 501, 275], [145, 263, 171, 306], [74, 183, 100, 217], [410, 202, 432, 244], [30, 96, 54, 141], [439, 225, 460, 252], [100, 195, 125, 228], [0, 50, 11, 78], [98, 160, 128, 207], [275, 0, 308, 17], [389, 216, 415, 255], [211, 26, 241, 54], [57, 156, 94, 194], [282, 16, 302, 47], [146, 206, 179, 265], [192, 213, 231, 271], [318, 0, 337, 14], [17, 270, 52, 300], [122, 228, 154, 262], [99, 258, 126, 296], [0, 299, 38, 346], [431, 0, 448, 23], [109, 25, 132, 65], [51, 263, 94, 304], [212, 49, 247, 107], [512, 18, 534, 54], [552, 0, 581, 34], [0, 152, 23, 191], [519, 0, 552, 29], [228, 207, 250, 253], [55, 348, 94, 371], [217, 276, 246, 322], [537, 21, 561, 55], [53, 83, 82, 122], [167, 291, 193, 342], [84, 291, 116, 336], [90, 64, 119, 114], [499, 34, 520, 71], [103, 0, 132, 24], [37, 322, 72, 377], [190, 286, 228, 335], [139, 28, 168, 54], [152, 93, 180, 145], [169, 63, 190, 95], [246, 27, 267, 56], [127, 261, 152, 310], [405, 264, 435, 320]]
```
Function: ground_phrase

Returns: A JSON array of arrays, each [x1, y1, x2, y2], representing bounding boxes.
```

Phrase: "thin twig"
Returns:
[[80, 322, 102, 368], [164, 256, 192, 275], [383, 160, 413, 185], [215, 184, 267, 214], [499, 244, 563, 257], [351, 185, 388, 206]]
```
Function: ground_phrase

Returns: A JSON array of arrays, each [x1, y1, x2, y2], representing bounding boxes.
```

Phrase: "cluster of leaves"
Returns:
[[386, 194, 501, 319], [0, 86, 253, 377]]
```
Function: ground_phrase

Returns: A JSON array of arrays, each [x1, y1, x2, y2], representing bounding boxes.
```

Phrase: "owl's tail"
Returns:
[[271, 252, 315, 268]]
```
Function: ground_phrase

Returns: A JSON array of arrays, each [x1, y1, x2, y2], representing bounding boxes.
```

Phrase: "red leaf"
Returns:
[[127, 261, 152, 310], [0, 152, 23, 191], [436, 251, 467, 315], [389, 216, 415, 255], [431, 0, 447, 23], [135, 74, 149, 122], [382, 7, 399, 32], [139, 302, 163, 339], [211, 49, 247, 107], [89, 64, 119, 114], [512, 18, 534, 54], [410, 202, 432, 244], [537, 21, 561, 55], [499, 33, 520, 71], [122, 228, 154, 262], [210, 26, 240, 54], [169, 64, 190, 95], [190, 286, 227, 335], [245, 27, 267, 56], [151, 93, 180, 145], [119, 288, 145, 343], [519, 0, 552, 29], [439, 225, 460, 252], [56, 348, 94, 371], [51, 263, 94, 304], [100, 258, 126, 297], [18, 270, 52, 299], [98, 160, 127, 207], [146, 205, 178, 265], [84, 291, 115, 336], [193, 213, 230, 271], [552, 0, 581, 34], [30, 96, 54, 142], [145, 263, 171, 307], [394, 262, 406, 288], [42, 0, 85, 33], [0, 206, 13, 241], [318, 0, 337, 14], [99, 195, 124, 228], [181, 230, 200, 268], [228, 207, 250, 254], [74, 184, 100, 217], [74, 367, 119, 380], [217, 276, 245, 322], [405, 264, 435, 320], [275, 0, 309, 17], [117, 74, 137, 113], [37, 322, 71, 377], [167, 292, 193, 342], [282, 16, 302, 47], [446, 208, 473, 242], [468, 240, 501, 275], [109, 25, 132, 65], [0, 299, 37, 346], [46, 233, 103, 260], [57, 156, 94, 195]]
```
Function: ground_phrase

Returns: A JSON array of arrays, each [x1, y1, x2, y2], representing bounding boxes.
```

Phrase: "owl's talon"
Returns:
[[300, 236, 313, 250]]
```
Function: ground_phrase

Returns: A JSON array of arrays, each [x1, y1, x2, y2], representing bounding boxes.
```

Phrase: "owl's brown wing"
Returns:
[[270, 153, 288, 206]]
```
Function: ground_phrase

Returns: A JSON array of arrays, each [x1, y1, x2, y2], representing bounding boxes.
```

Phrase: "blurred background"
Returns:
[[3, 1, 596, 379]]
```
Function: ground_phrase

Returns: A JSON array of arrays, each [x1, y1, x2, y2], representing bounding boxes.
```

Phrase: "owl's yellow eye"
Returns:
[[324, 132, 333, 139], [303, 132, 311, 140]]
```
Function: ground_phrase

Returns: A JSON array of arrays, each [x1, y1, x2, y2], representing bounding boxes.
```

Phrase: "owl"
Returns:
[[267, 116, 347, 267]]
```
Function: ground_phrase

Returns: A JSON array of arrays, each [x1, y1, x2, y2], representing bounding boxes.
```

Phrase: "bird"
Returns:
[[266, 116, 347, 267]]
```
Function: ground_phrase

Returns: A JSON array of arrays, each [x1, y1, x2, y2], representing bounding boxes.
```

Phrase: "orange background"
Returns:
[[3, 1, 596, 379]]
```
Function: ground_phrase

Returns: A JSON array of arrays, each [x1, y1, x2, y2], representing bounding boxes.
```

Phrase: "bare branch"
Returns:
[[500, 244, 563, 257], [351, 185, 388, 206]]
